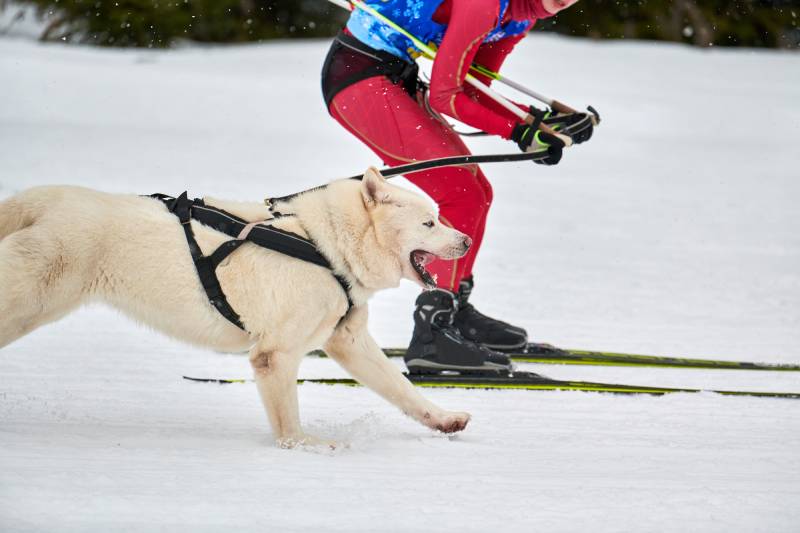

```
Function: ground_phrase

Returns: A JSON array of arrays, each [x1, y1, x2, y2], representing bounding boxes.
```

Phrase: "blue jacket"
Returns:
[[347, 0, 530, 62]]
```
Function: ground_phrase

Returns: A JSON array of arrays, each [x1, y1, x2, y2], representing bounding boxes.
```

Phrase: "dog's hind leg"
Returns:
[[249, 346, 337, 450], [325, 307, 471, 435], [0, 227, 84, 349]]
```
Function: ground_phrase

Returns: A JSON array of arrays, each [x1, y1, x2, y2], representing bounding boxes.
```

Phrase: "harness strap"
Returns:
[[206, 208, 329, 268], [322, 30, 420, 109], [152, 192, 354, 333], [188, 203, 353, 309], [237, 221, 263, 240], [165, 192, 247, 330], [209, 239, 247, 270]]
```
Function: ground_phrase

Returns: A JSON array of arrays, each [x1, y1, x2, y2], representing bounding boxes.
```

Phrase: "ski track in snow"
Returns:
[[1, 29, 800, 532]]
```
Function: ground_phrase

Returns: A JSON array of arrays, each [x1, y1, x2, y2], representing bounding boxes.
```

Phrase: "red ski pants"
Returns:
[[329, 76, 493, 292]]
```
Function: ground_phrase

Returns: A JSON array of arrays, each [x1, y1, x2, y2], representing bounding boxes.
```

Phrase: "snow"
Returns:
[[2, 29, 800, 532]]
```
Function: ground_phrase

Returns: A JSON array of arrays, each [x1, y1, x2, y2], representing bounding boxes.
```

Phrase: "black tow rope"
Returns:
[[347, 149, 550, 180], [267, 148, 551, 208]]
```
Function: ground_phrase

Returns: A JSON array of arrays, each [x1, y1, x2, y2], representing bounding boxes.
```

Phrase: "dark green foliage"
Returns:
[[537, 1, 799, 48], [6, 0, 799, 48], [14, 0, 348, 47]]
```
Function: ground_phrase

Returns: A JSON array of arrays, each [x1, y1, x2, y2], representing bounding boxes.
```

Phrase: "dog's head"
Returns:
[[360, 167, 470, 289]]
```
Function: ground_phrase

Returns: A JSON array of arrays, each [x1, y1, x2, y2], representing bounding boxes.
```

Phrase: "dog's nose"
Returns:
[[462, 236, 472, 249]]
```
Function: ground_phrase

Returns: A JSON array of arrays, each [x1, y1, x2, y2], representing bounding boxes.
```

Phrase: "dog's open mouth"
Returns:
[[410, 250, 438, 288]]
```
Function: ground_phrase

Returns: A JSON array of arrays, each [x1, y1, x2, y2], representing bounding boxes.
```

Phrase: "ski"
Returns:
[[307, 347, 800, 371], [182, 373, 800, 399]]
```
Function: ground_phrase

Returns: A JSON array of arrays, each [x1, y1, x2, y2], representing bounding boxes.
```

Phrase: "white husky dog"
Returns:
[[0, 168, 472, 448]]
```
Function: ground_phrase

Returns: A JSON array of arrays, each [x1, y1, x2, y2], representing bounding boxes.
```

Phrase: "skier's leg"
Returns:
[[457, 167, 493, 280], [329, 76, 488, 292], [449, 170, 528, 350], [329, 77, 516, 371]]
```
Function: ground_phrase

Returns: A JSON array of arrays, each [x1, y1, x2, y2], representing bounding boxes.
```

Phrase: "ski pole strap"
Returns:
[[587, 105, 601, 125], [528, 106, 545, 133]]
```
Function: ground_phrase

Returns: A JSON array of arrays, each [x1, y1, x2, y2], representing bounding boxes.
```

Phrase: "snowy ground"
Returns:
[[1, 19, 800, 533]]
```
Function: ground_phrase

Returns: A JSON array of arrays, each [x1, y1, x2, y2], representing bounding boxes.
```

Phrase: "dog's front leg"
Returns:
[[249, 347, 334, 449], [325, 307, 470, 434]]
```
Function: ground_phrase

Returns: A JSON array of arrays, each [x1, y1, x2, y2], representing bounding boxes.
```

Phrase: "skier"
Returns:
[[321, 0, 591, 373]]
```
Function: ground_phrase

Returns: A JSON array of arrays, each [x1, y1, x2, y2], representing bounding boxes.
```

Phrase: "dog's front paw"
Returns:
[[277, 433, 345, 452], [426, 411, 471, 434]]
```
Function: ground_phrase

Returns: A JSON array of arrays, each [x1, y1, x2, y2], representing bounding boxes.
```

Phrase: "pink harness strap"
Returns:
[[237, 221, 267, 241]]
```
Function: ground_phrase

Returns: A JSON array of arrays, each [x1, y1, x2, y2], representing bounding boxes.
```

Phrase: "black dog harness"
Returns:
[[152, 192, 354, 331]]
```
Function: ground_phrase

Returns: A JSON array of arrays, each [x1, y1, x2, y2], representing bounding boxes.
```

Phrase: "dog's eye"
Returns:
[[423, 220, 434, 228]]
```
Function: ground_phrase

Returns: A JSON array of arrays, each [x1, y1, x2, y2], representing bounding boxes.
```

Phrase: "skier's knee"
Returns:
[[445, 167, 492, 212]]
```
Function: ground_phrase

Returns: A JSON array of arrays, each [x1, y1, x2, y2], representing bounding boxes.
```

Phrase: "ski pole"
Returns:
[[330, 0, 597, 127], [327, 0, 353, 10], [335, 0, 572, 146], [469, 64, 599, 125]]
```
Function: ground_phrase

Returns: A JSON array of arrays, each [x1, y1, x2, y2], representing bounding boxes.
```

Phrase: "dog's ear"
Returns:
[[361, 166, 391, 206]]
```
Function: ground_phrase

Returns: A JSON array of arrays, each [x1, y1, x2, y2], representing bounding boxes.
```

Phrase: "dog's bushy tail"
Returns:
[[0, 190, 44, 241]]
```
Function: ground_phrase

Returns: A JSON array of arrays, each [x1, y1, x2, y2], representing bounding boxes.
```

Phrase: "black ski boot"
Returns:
[[405, 289, 512, 375], [453, 276, 528, 351]]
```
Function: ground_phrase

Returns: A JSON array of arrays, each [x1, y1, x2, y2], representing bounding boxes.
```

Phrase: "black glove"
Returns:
[[540, 105, 600, 145], [511, 121, 565, 166]]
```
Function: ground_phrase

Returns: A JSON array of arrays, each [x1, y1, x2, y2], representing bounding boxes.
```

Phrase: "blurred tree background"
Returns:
[[537, 0, 799, 48], [1, 0, 798, 48]]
